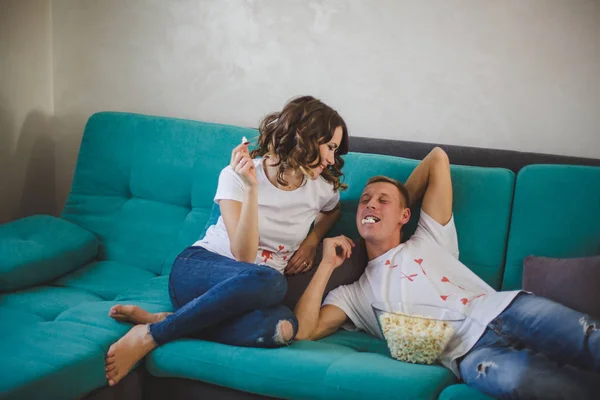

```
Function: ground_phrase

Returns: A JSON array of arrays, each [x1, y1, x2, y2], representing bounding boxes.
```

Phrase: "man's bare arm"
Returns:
[[404, 147, 453, 226], [294, 236, 354, 340]]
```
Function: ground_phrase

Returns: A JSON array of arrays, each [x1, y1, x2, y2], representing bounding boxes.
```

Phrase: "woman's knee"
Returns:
[[274, 320, 296, 344], [245, 267, 288, 304], [270, 311, 298, 346]]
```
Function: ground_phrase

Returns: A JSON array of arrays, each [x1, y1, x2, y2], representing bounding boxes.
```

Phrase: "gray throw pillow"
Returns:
[[522, 255, 600, 319], [283, 239, 367, 310]]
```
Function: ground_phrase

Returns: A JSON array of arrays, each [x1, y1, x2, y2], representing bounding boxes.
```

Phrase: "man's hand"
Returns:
[[286, 236, 318, 275], [321, 235, 355, 269]]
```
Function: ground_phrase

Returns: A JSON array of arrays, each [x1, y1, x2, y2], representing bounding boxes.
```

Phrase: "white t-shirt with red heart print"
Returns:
[[323, 211, 521, 378], [194, 158, 340, 273]]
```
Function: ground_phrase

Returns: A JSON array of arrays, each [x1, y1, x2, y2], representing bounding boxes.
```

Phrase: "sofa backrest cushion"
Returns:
[[331, 153, 515, 289], [61, 112, 256, 275], [503, 165, 600, 290]]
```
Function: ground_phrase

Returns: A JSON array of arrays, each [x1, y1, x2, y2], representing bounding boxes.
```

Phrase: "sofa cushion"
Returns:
[[0, 306, 45, 338], [56, 300, 171, 332], [54, 260, 157, 300], [0, 321, 119, 399], [147, 331, 456, 400], [0, 215, 99, 292], [0, 285, 103, 321], [331, 152, 515, 289], [61, 112, 257, 276], [503, 165, 600, 290], [114, 275, 172, 306], [522, 255, 600, 319], [438, 384, 494, 400]]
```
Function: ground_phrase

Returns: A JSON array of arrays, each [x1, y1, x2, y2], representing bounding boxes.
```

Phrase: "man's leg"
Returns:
[[494, 293, 600, 372], [460, 329, 600, 399], [200, 304, 298, 348]]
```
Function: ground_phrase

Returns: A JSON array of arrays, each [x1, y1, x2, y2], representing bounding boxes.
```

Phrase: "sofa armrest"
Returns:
[[0, 215, 99, 292]]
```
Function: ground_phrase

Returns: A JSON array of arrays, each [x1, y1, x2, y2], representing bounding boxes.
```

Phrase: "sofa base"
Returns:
[[144, 375, 278, 400], [82, 368, 144, 400]]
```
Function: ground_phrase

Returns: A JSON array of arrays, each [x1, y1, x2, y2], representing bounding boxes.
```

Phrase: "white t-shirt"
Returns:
[[323, 211, 520, 378], [194, 158, 340, 273]]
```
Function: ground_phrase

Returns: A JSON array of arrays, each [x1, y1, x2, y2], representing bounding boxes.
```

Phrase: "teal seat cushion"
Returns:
[[503, 165, 600, 290], [333, 153, 515, 288], [0, 306, 45, 338], [148, 331, 456, 400], [54, 260, 157, 300], [0, 215, 99, 292], [438, 384, 494, 400], [114, 275, 172, 306], [0, 321, 119, 399], [55, 300, 171, 331], [0, 285, 104, 321]]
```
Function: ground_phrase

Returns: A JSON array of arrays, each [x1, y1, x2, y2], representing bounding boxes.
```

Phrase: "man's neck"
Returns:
[[365, 235, 402, 261]]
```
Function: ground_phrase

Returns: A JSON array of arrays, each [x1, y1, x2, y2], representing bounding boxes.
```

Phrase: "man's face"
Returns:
[[356, 182, 410, 244]]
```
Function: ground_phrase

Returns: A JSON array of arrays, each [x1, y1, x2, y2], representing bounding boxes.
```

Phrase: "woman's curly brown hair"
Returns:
[[250, 96, 349, 191]]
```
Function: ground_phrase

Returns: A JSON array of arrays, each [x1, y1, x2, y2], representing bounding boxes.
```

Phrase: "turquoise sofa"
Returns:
[[1, 112, 599, 400]]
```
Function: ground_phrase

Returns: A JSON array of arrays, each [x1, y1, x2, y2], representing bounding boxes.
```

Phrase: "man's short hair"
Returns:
[[365, 176, 410, 208]]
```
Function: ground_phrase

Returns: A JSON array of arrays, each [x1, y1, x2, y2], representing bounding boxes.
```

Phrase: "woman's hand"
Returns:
[[286, 236, 319, 275], [230, 143, 257, 188]]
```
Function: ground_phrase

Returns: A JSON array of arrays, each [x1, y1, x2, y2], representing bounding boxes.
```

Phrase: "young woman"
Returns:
[[104, 96, 349, 386]]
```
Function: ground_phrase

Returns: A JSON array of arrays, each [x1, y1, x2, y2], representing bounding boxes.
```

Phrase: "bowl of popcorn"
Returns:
[[372, 302, 465, 365]]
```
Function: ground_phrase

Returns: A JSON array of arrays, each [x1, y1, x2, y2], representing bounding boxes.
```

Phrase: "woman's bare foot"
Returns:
[[109, 305, 170, 325], [105, 324, 157, 386]]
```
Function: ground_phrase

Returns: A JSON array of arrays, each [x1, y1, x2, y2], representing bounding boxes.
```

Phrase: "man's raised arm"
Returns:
[[404, 147, 453, 226]]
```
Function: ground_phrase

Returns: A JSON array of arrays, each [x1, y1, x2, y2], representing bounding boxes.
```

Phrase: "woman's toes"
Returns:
[[109, 305, 121, 315]]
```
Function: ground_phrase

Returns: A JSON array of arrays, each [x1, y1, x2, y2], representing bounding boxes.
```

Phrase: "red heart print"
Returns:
[[414, 258, 423, 265], [385, 260, 391, 265], [441, 277, 450, 282], [283, 256, 287, 261], [440, 295, 449, 301], [278, 245, 284, 251], [461, 298, 469, 305]]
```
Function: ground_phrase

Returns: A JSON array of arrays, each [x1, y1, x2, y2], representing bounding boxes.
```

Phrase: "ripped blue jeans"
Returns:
[[459, 293, 600, 399], [149, 246, 298, 348]]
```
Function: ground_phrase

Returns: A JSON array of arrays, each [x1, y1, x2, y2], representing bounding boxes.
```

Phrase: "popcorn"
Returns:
[[241, 136, 249, 145], [378, 311, 455, 364], [361, 216, 379, 224]]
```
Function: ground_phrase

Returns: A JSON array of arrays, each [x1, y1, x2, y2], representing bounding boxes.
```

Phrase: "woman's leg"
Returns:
[[149, 250, 287, 344], [105, 247, 286, 385], [200, 304, 298, 348]]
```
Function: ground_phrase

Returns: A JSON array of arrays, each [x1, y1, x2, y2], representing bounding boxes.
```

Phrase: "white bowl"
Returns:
[[372, 302, 465, 365]]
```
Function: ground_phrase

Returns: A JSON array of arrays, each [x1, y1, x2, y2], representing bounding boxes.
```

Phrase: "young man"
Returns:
[[295, 148, 600, 399]]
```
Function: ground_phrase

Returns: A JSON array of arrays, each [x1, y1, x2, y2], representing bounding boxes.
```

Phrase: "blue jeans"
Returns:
[[459, 293, 600, 399], [149, 246, 298, 348]]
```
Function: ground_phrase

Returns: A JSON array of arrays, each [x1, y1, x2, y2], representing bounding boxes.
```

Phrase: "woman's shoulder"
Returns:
[[315, 175, 337, 190]]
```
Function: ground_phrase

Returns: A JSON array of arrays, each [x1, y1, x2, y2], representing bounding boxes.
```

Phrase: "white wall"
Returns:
[[0, 0, 54, 223], [9, 0, 600, 217]]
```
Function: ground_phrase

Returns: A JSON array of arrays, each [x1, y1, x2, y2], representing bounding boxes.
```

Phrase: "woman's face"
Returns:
[[310, 126, 343, 179]]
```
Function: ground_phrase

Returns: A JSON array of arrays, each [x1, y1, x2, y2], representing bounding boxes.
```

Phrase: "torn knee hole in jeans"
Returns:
[[273, 320, 294, 345], [579, 317, 597, 335], [476, 361, 497, 378]]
